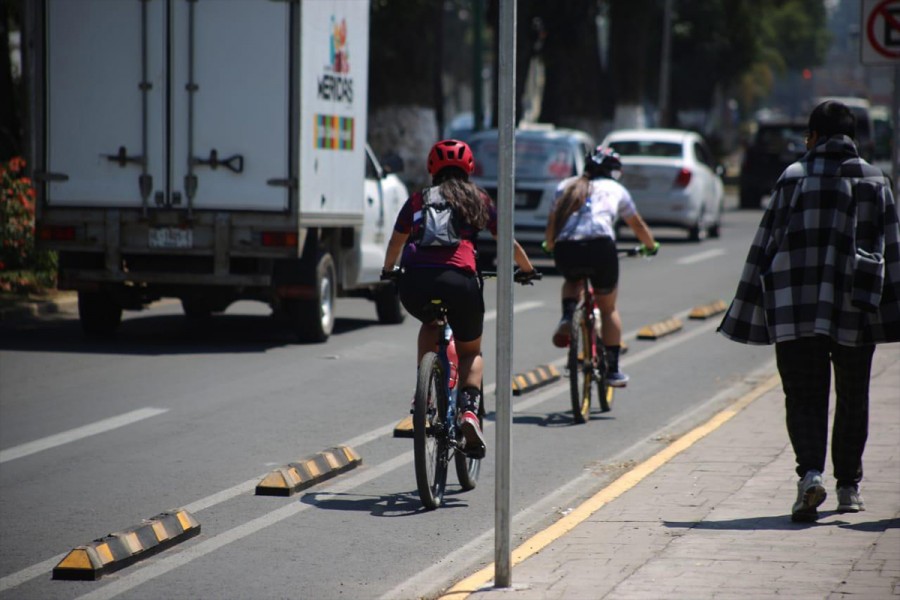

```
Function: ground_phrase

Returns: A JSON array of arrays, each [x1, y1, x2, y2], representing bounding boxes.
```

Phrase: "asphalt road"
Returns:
[[0, 199, 779, 600]]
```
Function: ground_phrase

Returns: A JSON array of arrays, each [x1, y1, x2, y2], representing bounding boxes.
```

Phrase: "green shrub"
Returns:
[[0, 157, 57, 293]]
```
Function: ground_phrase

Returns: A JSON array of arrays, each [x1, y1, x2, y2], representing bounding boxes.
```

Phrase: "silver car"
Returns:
[[602, 129, 725, 241], [468, 126, 596, 264]]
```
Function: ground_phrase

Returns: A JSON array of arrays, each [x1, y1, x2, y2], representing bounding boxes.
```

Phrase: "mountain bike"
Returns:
[[384, 268, 540, 509], [567, 246, 641, 424]]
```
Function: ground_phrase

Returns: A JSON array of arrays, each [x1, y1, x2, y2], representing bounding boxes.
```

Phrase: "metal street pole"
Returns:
[[494, 0, 516, 589], [893, 65, 899, 197], [473, 0, 484, 133]]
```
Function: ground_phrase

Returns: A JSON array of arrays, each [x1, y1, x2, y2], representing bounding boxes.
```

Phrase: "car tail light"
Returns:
[[673, 168, 692, 188], [261, 231, 299, 247], [38, 225, 76, 241]]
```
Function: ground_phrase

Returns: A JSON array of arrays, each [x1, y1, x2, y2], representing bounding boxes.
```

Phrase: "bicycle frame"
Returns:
[[413, 301, 483, 509]]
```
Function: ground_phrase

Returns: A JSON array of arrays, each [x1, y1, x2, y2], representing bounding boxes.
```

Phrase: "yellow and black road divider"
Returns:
[[689, 299, 728, 320], [512, 364, 560, 396], [637, 317, 684, 340], [52, 509, 200, 581], [255, 446, 361, 497], [393, 364, 561, 437]]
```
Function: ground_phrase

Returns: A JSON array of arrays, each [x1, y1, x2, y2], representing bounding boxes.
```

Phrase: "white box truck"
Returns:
[[24, 0, 407, 341]]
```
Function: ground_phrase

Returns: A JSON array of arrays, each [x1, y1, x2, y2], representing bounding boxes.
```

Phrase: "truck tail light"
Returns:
[[261, 231, 299, 247], [38, 225, 76, 241], [673, 168, 692, 188]]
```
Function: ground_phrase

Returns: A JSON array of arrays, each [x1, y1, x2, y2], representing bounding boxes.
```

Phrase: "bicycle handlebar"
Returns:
[[381, 267, 543, 285]]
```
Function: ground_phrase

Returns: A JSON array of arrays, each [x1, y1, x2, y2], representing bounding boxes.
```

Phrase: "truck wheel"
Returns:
[[293, 252, 336, 343], [374, 282, 406, 324], [78, 291, 123, 337], [181, 298, 212, 320]]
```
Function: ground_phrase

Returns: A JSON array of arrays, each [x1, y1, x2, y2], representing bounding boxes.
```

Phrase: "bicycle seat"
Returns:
[[420, 299, 448, 323]]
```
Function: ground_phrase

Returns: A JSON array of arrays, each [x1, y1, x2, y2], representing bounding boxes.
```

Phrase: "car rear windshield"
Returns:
[[470, 138, 576, 181], [606, 140, 682, 158]]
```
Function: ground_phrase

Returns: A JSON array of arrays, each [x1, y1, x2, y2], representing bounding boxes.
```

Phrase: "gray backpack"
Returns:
[[414, 187, 461, 247]]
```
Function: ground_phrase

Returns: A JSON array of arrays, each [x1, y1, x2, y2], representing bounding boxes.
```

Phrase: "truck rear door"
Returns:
[[45, 0, 164, 208], [44, 0, 290, 212]]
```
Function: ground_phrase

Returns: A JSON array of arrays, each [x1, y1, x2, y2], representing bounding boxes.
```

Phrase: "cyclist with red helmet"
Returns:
[[544, 146, 658, 387], [382, 139, 536, 457]]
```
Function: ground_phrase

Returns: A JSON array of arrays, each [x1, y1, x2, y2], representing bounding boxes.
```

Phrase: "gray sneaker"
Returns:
[[791, 470, 827, 522], [836, 486, 865, 513]]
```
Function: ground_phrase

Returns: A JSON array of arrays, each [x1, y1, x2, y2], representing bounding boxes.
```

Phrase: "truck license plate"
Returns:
[[149, 227, 193, 249]]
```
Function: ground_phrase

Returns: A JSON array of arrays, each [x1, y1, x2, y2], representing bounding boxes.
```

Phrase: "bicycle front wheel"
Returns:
[[568, 309, 593, 424], [413, 352, 449, 509], [455, 391, 483, 491]]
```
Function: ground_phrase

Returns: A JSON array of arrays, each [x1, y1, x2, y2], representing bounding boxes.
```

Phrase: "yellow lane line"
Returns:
[[439, 372, 781, 599]]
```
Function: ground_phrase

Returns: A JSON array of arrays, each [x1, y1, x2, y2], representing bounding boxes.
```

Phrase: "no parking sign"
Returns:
[[862, 0, 900, 65]]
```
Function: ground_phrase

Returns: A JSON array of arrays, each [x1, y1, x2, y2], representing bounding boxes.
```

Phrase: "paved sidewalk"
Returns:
[[453, 345, 900, 600]]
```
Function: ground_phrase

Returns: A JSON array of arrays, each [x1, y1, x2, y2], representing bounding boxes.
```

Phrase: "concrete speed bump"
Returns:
[[512, 364, 561, 396], [689, 299, 728, 320], [393, 415, 415, 438], [255, 446, 361, 497], [52, 509, 200, 581], [637, 317, 683, 340]]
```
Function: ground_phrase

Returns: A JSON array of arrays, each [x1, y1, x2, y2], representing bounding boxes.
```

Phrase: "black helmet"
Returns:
[[584, 146, 623, 180]]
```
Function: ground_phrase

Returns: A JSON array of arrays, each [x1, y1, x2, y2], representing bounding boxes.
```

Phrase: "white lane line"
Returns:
[[676, 248, 726, 265], [484, 300, 544, 322], [0, 555, 67, 593], [0, 408, 169, 464], [0, 302, 697, 593], [73, 451, 415, 600]]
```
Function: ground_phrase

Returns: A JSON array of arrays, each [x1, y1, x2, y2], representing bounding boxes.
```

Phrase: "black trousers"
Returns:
[[775, 336, 875, 488]]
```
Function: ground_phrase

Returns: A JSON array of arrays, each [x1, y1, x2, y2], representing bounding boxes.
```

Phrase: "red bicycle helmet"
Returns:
[[427, 139, 475, 176]]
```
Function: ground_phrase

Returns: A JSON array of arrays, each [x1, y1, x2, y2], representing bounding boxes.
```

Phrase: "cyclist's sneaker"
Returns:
[[552, 318, 571, 348], [791, 470, 827, 522], [607, 370, 629, 388], [836, 486, 865, 513], [458, 410, 486, 459]]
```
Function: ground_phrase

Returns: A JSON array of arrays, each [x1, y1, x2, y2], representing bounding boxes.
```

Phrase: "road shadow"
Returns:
[[664, 515, 900, 532], [301, 489, 470, 516], [0, 312, 387, 356], [496, 409, 615, 428]]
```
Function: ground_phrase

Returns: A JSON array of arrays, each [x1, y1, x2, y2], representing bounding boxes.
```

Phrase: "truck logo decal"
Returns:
[[317, 16, 353, 104], [314, 115, 354, 150]]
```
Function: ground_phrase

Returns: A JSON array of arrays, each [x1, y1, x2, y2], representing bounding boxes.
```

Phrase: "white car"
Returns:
[[602, 129, 725, 241], [468, 125, 597, 264]]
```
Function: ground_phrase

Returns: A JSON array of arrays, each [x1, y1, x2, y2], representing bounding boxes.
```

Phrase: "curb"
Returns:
[[255, 446, 362, 497], [0, 293, 78, 322], [636, 317, 683, 340], [52, 509, 200, 581]]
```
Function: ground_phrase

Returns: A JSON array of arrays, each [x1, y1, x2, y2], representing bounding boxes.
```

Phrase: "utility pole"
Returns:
[[658, 0, 673, 128], [494, 0, 515, 589]]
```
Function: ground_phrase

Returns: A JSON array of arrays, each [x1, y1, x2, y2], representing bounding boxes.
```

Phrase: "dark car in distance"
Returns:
[[739, 120, 807, 209]]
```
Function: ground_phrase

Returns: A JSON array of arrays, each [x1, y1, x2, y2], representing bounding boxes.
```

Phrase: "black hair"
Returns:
[[431, 168, 489, 230], [808, 100, 856, 140]]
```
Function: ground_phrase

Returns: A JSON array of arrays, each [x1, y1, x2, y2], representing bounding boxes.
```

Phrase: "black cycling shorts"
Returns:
[[553, 237, 619, 295], [399, 267, 485, 342]]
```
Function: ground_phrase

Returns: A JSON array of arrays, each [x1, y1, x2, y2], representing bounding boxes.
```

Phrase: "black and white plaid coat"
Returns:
[[718, 135, 900, 346]]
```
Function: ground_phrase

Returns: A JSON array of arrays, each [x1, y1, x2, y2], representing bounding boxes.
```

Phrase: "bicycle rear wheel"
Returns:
[[413, 352, 449, 509], [568, 308, 593, 424], [455, 391, 483, 491]]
